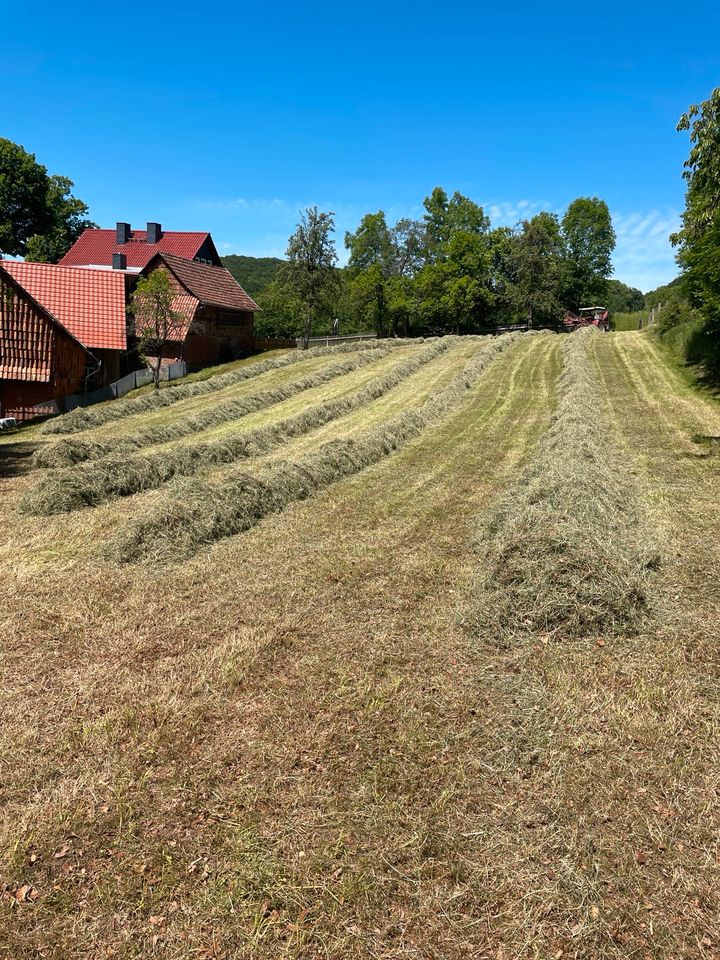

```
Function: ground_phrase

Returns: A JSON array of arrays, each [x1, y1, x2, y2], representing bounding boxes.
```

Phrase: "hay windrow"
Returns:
[[40, 338, 412, 437], [465, 328, 661, 644], [21, 339, 452, 515], [110, 331, 526, 563], [32, 344, 404, 469]]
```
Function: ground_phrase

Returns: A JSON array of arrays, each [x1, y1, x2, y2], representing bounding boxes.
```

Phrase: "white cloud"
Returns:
[[611, 208, 681, 291]]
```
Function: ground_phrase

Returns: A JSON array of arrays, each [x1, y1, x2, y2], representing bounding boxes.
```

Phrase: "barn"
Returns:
[[139, 253, 260, 368], [0, 260, 128, 387], [0, 265, 92, 421], [60, 221, 223, 270]]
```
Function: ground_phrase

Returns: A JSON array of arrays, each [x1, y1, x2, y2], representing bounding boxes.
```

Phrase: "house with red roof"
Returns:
[[140, 253, 259, 367], [1, 222, 260, 420], [0, 264, 96, 420], [60, 221, 222, 271], [0, 260, 129, 389]]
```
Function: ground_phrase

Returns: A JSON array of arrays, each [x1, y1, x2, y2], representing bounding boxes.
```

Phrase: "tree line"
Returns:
[[255, 191, 617, 342]]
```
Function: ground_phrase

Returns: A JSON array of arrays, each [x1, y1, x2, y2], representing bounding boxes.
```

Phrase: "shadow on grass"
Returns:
[[0, 438, 39, 477]]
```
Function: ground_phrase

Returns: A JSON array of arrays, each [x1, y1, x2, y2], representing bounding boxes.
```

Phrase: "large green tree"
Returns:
[[422, 187, 489, 262], [285, 207, 338, 348], [672, 87, 720, 361], [0, 139, 94, 260], [510, 212, 565, 326], [561, 197, 616, 310]]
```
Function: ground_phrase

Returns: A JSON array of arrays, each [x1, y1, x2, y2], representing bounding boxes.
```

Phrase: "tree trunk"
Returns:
[[153, 352, 162, 390], [302, 306, 312, 350]]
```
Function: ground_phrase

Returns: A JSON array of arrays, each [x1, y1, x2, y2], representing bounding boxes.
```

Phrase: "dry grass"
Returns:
[[21, 340, 451, 515], [466, 328, 660, 643], [1, 331, 719, 958], [109, 332, 526, 563], [41, 338, 407, 437], [33, 344, 405, 469]]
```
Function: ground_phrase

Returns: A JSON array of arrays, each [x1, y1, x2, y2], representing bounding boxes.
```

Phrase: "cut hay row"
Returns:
[[464, 327, 660, 644], [42, 338, 409, 437], [33, 344, 404, 469], [110, 331, 526, 564], [21, 340, 452, 515]]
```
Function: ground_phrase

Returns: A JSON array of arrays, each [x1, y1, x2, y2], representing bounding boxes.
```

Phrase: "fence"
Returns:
[[296, 333, 377, 349], [64, 361, 187, 412]]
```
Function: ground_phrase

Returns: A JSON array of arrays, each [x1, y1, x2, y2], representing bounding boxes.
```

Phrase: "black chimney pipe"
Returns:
[[146, 222, 162, 243], [112, 253, 127, 270], [116, 222, 131, 244]]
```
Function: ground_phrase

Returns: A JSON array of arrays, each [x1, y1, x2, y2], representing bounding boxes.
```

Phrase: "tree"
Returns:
[[606, 279, 644, 314], [0, 139, 95, 260], [285, 207, 338, 348], [422, 187, 489, 262], [672, 87, 720, 362], [345, 211, 394, 336], [24, 176, 95, 263], [129, 270, 187, 389], [416, 230, 494, 334], [511, 212, 565, 326], [561, 197, 615, 310]]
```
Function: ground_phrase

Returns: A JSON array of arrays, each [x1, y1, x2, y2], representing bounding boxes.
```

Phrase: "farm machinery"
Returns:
[[561, 306, 610, 332]]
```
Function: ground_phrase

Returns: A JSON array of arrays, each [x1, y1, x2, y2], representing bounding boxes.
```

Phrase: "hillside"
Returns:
[[222, 253, 285, 297], [2, 330, 719, 957]]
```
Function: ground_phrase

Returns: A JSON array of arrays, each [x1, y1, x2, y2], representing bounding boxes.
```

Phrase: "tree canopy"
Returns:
[[0, 139, 95, 260], [250, 187, 621, 340], [672, 87, 720, 365]]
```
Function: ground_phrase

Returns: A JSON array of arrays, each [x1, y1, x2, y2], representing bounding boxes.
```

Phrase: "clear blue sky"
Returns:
[[5, 0, 720, 291]]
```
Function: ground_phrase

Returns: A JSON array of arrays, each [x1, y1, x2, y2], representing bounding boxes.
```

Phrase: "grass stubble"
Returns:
[[40, 338, 410, 438], [1, 331, 719, 958]]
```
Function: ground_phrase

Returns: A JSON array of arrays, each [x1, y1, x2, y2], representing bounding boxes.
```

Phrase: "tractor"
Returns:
[[561, 305, 610, 332]]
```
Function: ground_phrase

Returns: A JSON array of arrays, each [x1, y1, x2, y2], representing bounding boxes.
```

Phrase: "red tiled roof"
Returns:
[[154, 253, 260, 313], [1, 261, 127, 351], [59, 228, 216, 269]]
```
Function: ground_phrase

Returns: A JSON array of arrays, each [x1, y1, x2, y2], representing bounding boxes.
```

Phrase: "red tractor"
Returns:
[[562, 306, 610, 332]]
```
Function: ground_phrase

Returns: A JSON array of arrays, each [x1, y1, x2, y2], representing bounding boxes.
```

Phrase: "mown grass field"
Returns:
[[1, 330, 719, 959]]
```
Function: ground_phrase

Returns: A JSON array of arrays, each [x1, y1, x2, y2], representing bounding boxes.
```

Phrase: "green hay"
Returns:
[[41, 339, 410, 437], [465, 328, 661, 644], [21, 340, 453, 515], [32, 345, 400, 469], [109, 331, 527, 564]]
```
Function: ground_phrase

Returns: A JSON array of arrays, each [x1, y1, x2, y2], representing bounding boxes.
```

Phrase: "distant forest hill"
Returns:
[[222, 255, 285, 297]]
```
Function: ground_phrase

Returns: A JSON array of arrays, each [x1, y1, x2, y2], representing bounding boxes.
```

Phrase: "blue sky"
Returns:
[[5, 1, 720, 291]]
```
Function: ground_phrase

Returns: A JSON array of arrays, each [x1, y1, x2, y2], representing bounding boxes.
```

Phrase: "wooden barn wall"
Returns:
[[184, 305, 254, 368], [0, 270, 88, 421]]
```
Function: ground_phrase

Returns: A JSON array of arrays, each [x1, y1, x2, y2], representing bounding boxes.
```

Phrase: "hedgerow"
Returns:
[[464, 328, 660, 644], [109, 332, 525, 564], [22, 340, 452, 515]]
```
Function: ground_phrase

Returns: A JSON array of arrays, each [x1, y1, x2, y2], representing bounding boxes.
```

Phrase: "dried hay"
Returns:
[[110, 332, 525, 563], [33, 344, 400, 469], [41, 338, 409, 437], [465, 328, 661, 643], [21, 340, 452, 514]]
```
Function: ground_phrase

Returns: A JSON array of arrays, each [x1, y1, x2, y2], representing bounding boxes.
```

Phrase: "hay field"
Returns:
[[1, 330, 719, 959]]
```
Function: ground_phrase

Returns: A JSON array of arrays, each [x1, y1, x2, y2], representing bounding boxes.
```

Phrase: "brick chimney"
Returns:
[[146, 222, 163, 243], [116, 222, 131, 244], [112, 253, 127, 270]]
